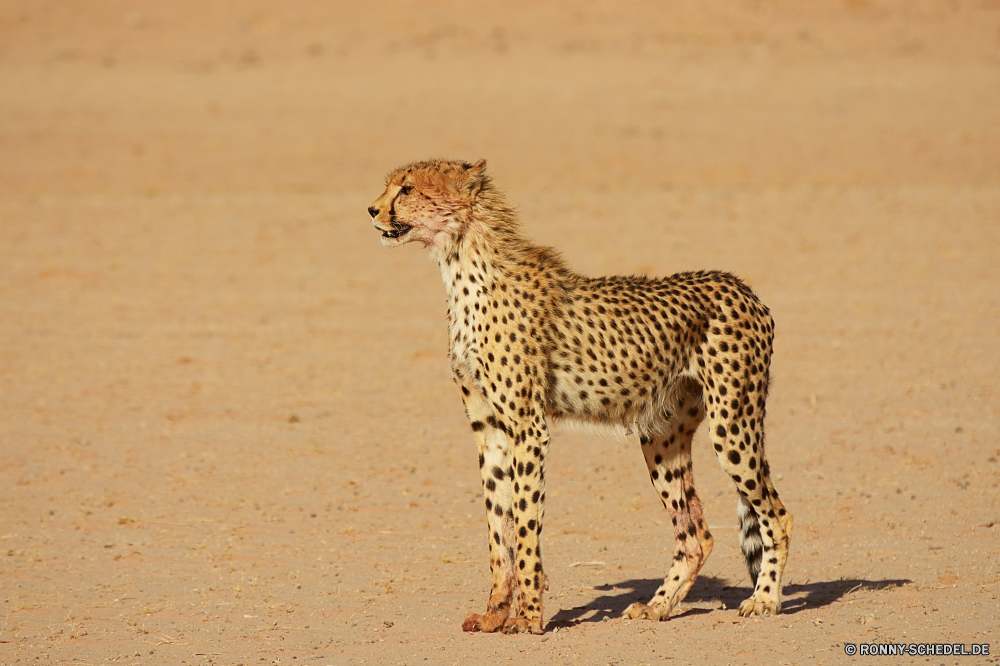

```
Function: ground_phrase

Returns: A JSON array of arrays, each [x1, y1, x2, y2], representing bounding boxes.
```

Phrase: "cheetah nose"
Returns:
[[367, 206, 379, 218]]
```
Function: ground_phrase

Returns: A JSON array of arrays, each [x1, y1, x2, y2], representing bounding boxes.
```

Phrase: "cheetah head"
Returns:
[[367, 159, 488, 250]]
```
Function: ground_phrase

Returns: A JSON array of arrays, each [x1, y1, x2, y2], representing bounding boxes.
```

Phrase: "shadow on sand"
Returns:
[[547, 575, 911, 628]]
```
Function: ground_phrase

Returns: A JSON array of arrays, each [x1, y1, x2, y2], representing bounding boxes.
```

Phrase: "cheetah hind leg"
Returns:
[[624, 402, 714, 621], [738, 494, 763, 582], [731, 473, 791, 617], [736, 471, 793, 618], [737, 481, 794, 583]]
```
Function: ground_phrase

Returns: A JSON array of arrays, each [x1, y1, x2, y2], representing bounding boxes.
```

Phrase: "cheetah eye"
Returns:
[[401, 184, 414, 195]]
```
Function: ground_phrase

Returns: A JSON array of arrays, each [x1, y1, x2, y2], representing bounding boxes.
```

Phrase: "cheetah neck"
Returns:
[[433, 200, 515, 295], [436, 225, 506, 314], [433, 226, 502, 369], [433, 204, 570, 370], [433, 212, 570, 305]]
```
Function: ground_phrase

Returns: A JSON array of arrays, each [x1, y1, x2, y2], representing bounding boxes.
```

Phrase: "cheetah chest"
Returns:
[[444, 262, 491, 374]]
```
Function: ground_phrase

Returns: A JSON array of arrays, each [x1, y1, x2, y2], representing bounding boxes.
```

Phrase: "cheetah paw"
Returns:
[[737, 595, 780, 617], [623, 602, 669, 621], [501, 617, 544, 635], [462, 609, 509, 633]]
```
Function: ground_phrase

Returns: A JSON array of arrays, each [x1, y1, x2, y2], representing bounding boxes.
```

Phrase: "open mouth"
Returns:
[[381, 223, 412, 240]]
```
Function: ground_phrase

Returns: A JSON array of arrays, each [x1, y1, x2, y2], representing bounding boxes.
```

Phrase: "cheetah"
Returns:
[[368, 159, 793, 635]]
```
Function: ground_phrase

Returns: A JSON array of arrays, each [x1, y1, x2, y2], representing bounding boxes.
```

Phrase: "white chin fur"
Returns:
[[380, 234, 406, 248]]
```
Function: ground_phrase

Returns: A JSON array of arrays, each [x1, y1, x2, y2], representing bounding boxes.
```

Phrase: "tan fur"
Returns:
[[369, 159, 793, 634]]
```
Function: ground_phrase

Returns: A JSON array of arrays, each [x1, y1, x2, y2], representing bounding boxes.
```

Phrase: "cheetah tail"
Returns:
[[737, 494, 763, 582]]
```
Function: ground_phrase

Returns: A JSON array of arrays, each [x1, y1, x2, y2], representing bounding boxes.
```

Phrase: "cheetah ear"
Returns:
[[461, 159, 488, 197]]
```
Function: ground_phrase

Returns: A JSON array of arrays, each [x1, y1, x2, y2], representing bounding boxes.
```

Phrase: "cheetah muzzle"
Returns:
[[370, 217, 412, 247], [380, 221, 412, 240], [368, 159, 794, 635]]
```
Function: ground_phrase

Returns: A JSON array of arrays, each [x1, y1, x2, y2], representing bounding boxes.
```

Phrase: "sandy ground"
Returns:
[[2, 2, 1000, 664]]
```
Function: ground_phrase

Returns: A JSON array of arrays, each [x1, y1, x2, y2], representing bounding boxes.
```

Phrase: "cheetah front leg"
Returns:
[[456, 376, 517, 633], [465, 343, 550, 635], [501, 403, 550, 635], [471, 362, 549, 635]]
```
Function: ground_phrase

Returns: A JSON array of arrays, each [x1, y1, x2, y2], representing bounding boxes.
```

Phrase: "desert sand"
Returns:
[[1, 2, 998, 664]]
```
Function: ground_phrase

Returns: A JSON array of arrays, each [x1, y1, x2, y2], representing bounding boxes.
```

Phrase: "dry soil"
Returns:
[[1, 2, 999, 665]]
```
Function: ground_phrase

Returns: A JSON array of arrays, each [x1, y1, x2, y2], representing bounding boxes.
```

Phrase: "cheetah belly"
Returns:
[[546, 349, 695, 435]]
